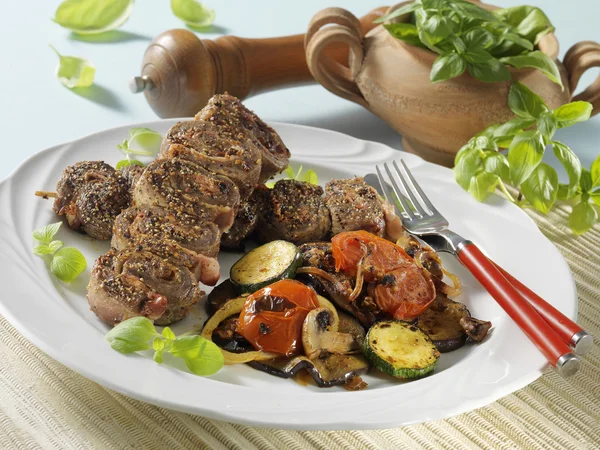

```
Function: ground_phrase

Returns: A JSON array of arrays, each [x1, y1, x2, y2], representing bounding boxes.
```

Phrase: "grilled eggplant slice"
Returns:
[[417, 295, 469, 353], [206, 279, 238, 315]]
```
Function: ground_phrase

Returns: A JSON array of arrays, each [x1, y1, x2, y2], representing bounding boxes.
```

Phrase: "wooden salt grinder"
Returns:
[[130, 7, 387, 118]]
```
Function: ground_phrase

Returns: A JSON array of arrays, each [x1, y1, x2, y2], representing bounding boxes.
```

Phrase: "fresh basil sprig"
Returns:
[[106, 317, 224, 376], [265, 165, 319, 188], [377, 0, 560, 86], [454, 82, 598, 235], [32, 222, 87, 282]]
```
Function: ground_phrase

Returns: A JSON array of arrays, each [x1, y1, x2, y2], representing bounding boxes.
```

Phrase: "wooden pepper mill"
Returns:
[[130, 7, 387, 118]]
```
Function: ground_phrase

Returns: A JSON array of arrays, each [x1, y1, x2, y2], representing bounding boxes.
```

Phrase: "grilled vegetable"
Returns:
[[364, 320, 439, 379], [230, 240, 301, 293], [206, 279, 238, 315], [417, 296, 469, 353]]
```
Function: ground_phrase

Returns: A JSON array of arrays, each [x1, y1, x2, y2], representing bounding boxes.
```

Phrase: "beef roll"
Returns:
[[88, 246, 203, 326], [160, 120, 261, 199], [256, 180, 331, 245], [53, 161, 131, 240], [196, 93, 290, 182], [133, 157, 241, 232]]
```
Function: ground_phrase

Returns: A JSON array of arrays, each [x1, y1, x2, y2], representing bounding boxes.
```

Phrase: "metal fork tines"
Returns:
[[375, 160, 448, 235]]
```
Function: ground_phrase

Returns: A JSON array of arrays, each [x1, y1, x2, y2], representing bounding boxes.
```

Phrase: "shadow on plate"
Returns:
[[69, 30, 152, 43]]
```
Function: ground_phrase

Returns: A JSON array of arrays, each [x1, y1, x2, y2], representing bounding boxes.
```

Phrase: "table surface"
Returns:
[[0, 0, 599, 181]]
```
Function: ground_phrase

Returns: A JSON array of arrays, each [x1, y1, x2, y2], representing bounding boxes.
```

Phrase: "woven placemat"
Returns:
[[0, 204, 598, 450]]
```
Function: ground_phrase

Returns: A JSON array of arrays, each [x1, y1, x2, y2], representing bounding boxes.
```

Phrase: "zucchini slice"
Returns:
[[230, 240, 301, 293], [364, 321, 440, 379]]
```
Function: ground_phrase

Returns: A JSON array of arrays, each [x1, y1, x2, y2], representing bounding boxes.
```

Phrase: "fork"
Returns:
[[375, 160, 582, 378]]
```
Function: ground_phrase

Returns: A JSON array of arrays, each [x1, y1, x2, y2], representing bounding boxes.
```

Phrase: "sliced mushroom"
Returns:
[[302, 308, 360, 360], [460, 316, 492, 342]]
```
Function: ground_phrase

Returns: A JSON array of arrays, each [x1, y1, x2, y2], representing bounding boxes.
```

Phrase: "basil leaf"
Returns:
[[183, 344, 224, 376], [285, 166, 296, 179], [162, 327, 176, 340], [448, 0, 497, 22], [50, 247, 87, 282], [493, 117, 535, 147], [521, 163, 558, 214], [454, 148, 483, 190], [117, 127, 161, 157], [384, 23, 425, 47], [153, 337, 165, 351], [537, 113, 558, 141], [467, 59, 511, 83], [501, 32, 534, 51], [105, 317, 157, 354], [494, 5, 554, 45], [501, 51, 562, 88], [552, 142, 582, 200], [170, 336, 224, 376], [53, 0, 134, 35], [483, 152, 510, 182], [49, 45, 95, 89], [591, 155, 600, 188], [507, 130, 545, 186], [468, 171, 499, 201], [508, 82, 548, 119], [430, 53, 466, 82], [374, 2, 419, 24], [553, 101, 593, 128], [580, 169, 592, 193], [418, 14, 454, 48], [171, 0, 215, 29], [33, 222, 62, 244], [591, 192, 600, 207], [300, 169, 319, 185], [569, 201, 598, 235], [115, 159, 144, 170], [463, 29, 495, 50], [154, 350, 164, 364]]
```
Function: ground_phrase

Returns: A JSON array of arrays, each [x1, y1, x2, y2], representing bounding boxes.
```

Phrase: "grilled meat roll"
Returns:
[[112, 206, 221, 258], [256, 180, 331, 245], [133, 157, 241, 232], [53, 161, 131, 240], [160, 120, 261, 199], [88, 246, 203, 326], [118, 164, 144, 190], [196, 93, 290, 182], [220, 186, 267, 249], [324, 178, 386, 237]]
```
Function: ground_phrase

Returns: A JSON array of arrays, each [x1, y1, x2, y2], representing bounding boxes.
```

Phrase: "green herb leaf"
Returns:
[[383, 23, 424, 47], [537, 113, 558, 141], [467, 59, 511, 83], [50, 247, 87, 282], [569, 201, 598, 235], [494, 5, 554, 44], [520, 163, 558, 214], [171, 0, 215, 29], [501, 51, 562, 88], [468, 171, 499, 201], [115, 159, 144, 170], [501, 32, 534, 51], [591, 155, 600, 188], [285, 166, 295, 179], [552, 142, 582, 200], [49, 45, 95, 89], [507, 130, 545, 186], [154, 350, 164, 364], [493, 117, 536, 147], [463, 29, 495, 50], [162, 327, 176, 341], [580, 169, 593, 193], [508, 82, 548, 120], [300, 169, 319, 185], [105, 317, 157, 354], [153, 337, 165, 351], [591, 192, 600, 207], [483, 152, 510, 181], [430, 53, 466, 83], [448, 0, 498, 22], [33, 222, 62, 244], [553, 101, 593, 128], [454, 148, 483, 190], [418, 13, 455, 49], [117, 128, 162, 157], [170, 335, 224, 376], [53, 0, 134, 35], [374, 2, 419, 24]]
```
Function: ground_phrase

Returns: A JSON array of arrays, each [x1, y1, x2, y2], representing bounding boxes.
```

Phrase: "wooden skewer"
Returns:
[[35, 191, 57, 199]]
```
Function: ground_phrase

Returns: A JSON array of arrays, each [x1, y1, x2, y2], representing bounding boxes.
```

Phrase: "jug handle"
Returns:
[[563, 40, 600, 116], [305, 8, 369, 108]]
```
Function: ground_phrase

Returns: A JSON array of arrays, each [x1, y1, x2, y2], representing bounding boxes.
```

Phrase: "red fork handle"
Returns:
[[490, 261, 592, 355], [457, 241, 580, 377]]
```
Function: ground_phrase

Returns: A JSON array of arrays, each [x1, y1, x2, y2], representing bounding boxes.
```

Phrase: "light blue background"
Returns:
[[0, 1, 598, 180]]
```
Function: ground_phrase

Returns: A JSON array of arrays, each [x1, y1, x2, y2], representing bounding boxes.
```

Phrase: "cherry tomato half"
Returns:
[[237, 279, 319, 356]]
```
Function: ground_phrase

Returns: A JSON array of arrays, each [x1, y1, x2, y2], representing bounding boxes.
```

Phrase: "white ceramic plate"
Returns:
[[0, 121, 576, 430]]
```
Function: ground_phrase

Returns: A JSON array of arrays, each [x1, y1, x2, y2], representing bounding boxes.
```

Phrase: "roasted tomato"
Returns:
[[374, 265, 436, 320], [331, 230, 411, 280], [237, 279, 319, 356]]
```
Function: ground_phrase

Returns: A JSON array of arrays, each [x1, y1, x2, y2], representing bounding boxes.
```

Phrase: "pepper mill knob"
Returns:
[[131, 7, 387, 118]]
